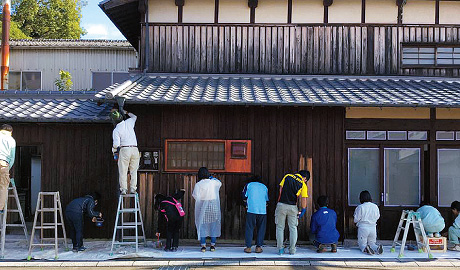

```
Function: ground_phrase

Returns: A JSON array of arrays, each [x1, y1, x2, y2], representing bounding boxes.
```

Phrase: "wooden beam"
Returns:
[[288, 0, 292, 24], [248, 0, 258, 23], [215, 0, 219, 23], [323, 0, 332, 23], [176, 0, 184, 23], [361, 0, 366, 23], [435, 0, 440, 24]]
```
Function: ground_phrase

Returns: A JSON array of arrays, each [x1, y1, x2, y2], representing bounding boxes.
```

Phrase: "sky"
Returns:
[[81, 0, 126, 40]]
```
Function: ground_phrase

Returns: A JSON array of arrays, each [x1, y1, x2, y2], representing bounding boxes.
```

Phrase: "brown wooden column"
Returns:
[[361, 0, 366, 23], [429, 108, 437, 206], [176, 0, 184, 23], [323, 0, 333, 23], [248, 0, 258, 23], [288, 0, 292, 23], [396, 0, 404, 24], [435, 0, 440, 24], [214, 0, 219, 23]]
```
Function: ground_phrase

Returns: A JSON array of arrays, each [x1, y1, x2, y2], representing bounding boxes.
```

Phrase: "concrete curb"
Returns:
[[1, 259, 459, 267]]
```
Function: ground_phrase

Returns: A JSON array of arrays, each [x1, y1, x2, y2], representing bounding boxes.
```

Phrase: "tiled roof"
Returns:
[[9, 39, 133, 49], [97, 74, 460, 107], [0, 91, 111, 122]]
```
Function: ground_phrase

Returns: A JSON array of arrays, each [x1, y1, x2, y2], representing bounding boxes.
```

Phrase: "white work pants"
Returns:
[[357, 225, 378, 252], [118, 147, 140, 192]]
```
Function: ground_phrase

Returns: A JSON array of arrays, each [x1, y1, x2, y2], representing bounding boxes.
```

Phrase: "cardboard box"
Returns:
[[427, 237, 447, 252]]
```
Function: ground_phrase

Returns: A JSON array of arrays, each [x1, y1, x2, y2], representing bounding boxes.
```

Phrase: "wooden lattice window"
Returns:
[[166, 140, 225, 171]]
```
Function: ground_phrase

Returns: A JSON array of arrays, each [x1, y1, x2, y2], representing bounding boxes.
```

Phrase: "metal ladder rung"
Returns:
[[120, 222, 143, 226], [114, 241, 139, 245], [37, 208, 60, 212], [121, 236, 145, 240], [116, 226, 137, 229], [6, 209, 21, 213], [5, 224, 27, 227], [30, 243, 59, 247], [118, 208, 138, 213]]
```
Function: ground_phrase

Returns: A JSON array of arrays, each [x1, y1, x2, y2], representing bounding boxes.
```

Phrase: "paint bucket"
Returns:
[[95, 217, 104, 227]]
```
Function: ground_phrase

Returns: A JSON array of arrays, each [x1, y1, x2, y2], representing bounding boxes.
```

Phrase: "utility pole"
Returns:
[[1, 0, 10, 90]]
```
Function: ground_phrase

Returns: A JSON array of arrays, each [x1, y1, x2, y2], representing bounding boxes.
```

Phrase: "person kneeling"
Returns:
[[310, 196, 340, 253]]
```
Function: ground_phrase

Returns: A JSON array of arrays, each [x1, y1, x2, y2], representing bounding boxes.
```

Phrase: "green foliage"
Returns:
[[11, 0, 86, 39], [0, 20, 30, 39], [54, 69, 73, 91]]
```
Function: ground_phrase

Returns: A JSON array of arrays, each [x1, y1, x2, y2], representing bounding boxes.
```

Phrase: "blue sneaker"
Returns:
[[278, 248, 284, 255]]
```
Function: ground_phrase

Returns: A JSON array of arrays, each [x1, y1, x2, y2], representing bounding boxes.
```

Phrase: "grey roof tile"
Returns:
[[97, 74, 460, 107], [9, 39, 133, 49], [0, 91, 111, 122]]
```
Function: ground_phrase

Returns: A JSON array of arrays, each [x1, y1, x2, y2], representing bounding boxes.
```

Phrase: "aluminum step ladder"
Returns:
[[27, 192, 68, 260], [110, 193, 146, 255], [0, 178, 29, 258], [391, 210, 432, 258]]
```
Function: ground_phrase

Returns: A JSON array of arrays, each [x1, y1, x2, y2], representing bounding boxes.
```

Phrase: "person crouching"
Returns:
[[310, 195, 340, 253], [155, 189, 186, 252]]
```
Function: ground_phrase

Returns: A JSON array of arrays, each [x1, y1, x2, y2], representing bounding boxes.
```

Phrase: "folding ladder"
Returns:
[[110, 193, 146, 255], [391, 210, 432, 258], [27, 192, 68, 260], [0, 179, 29, 258]]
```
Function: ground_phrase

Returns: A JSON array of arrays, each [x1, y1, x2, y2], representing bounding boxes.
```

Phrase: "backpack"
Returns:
[[161, 197, 186, 219]]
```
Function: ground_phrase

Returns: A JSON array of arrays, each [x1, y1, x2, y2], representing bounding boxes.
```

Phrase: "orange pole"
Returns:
[[1, 0, 10, 90]]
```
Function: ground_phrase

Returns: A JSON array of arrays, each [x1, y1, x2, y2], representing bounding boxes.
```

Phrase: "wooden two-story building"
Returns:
[[3, 0, 460, 242]]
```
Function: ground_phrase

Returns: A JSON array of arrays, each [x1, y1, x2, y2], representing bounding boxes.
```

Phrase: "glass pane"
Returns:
[[367, 131, 386, 140], [419, 59, 435, 65], [419, 47, 435, 53], [388, 131, 407, 140], [384, 148, 420, 206], [346, 131, 365, 140], [438, 149, 460, 207], [113, 72, 130, 84], [437, 47, 453, 53], [92, 72, 112, 91], [402, 59, 419, 65], [348, 149, 380, 206], [437, 131, 455, 140], [9, 72, 20, 90], [408, 131, 427, 140], [22, 72, 41, 90], [403, 47, 418, 53]]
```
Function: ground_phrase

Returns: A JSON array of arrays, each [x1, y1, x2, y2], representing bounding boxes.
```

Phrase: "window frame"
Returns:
[[346, 143, 423, 207], [347, 147, 380, 206], [401, 43, 460, 68], [437, 147, 460, 207], [164, 139, 227, 172], [10, 70, 42, 90], [383, 147, 421, 207], [91, 71, 130, 90]]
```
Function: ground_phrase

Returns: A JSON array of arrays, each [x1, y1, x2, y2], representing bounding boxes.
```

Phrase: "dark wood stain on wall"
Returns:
[[142, 24, 460, 77], [9, 105, 344, 240]]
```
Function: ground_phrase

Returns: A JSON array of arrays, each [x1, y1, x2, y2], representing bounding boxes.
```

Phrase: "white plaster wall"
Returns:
[[328, 0, 361, 23], [255, 0, 288, 23], [403, 0, 435, 24], [219, 0, 250, 23], [149, 0, 178, 23], [292, 0, 323, 23], [183, 0, 215, 23], [440, 1, 460, 24], [366, 0, 398, 24]]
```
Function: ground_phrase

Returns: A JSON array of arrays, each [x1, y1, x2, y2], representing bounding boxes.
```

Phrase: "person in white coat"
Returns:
[[354, 190, 383, 255], [192, 167, 222, 252]]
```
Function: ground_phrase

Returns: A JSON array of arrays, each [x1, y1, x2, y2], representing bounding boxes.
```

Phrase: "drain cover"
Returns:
[[158, 266, 190, 270]]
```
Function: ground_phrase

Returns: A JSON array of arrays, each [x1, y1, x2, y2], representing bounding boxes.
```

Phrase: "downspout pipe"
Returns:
[[1, 0, 10, 90]]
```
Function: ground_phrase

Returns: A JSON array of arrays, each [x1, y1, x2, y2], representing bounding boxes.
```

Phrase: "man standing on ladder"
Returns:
[[0, 124, 15, 213], [111, 110, 140, 195]]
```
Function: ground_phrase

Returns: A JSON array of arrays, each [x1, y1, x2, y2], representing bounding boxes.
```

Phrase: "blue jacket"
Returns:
[[65, 195, 100, 218], [310, 207, 340, 244]]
